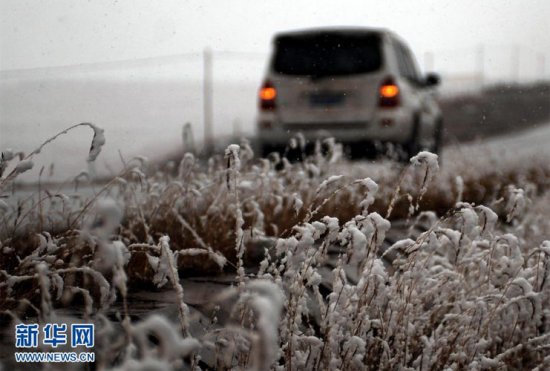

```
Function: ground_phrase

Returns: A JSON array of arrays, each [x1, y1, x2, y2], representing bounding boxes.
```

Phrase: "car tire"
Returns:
[[402, 114, 421, 162], [431, 118, 443, 155]]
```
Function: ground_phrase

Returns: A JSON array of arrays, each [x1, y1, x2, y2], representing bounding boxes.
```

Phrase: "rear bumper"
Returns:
[[257, 110, 413, 146], [259, 139, 408, 160]]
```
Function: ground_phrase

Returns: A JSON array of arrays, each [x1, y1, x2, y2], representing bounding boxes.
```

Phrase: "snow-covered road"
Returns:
[[443, 121, 550, 159]]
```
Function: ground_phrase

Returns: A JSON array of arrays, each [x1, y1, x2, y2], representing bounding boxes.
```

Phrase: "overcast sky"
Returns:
[[1, 0, 550, 78]]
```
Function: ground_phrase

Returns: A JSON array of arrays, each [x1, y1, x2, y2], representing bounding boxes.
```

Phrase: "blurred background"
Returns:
[[1, 0, 549, 181]]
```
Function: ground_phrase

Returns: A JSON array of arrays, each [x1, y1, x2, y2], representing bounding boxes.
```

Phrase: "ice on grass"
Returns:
[[2, 124, 550, 370], [357, 177, 379, 212], [291, 193, 303, 215], [132, 315, 200, 361], [178, 152, 195, 178], [225, 144, 241, 169], [410, 150, 439, 172], [505, 185, 528, 222], [87, 123, 106, 162], [476, 205, 499, 234], [316, 175, 344, 194], [86, 198, 123, 239], [14, 160, 34, 174]]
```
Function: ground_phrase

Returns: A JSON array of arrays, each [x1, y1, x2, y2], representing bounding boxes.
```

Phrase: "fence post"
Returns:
[[203, 47, 214, 154]]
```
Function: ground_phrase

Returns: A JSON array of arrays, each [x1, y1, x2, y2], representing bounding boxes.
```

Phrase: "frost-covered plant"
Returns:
[[0, 122, 105, 192], [1, 125, 550, 370]]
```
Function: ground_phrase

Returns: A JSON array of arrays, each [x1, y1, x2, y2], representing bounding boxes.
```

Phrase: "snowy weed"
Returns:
[[1, 126, 549, 369]]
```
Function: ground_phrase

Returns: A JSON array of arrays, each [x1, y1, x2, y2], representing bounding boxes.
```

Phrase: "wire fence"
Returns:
[[2, 43, 547, 91]]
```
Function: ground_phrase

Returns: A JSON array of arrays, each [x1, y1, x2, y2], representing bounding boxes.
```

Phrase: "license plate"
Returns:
[[309, 91, 346, 106]]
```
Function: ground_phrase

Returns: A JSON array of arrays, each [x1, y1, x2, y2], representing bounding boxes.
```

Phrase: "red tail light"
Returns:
[[259, 81, 277, 110], [379, 77, 400, 108]]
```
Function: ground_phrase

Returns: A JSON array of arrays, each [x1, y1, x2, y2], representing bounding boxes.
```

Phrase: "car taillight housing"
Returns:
[[259, 81, 277, 110], [378, 77, 400, 108]]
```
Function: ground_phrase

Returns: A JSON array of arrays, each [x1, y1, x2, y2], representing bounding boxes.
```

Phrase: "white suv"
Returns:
[[256, 27, 443, 160]]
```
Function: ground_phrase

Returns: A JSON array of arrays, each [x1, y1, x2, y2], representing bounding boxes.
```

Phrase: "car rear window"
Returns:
[[272, 32, 382, 77]]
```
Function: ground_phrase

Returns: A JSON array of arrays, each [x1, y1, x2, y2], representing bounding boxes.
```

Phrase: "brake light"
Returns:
[[379, 78, 400, 107], [259, 81, 277, 110]]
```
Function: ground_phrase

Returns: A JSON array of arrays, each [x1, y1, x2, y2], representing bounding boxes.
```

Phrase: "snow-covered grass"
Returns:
[[1, 124, 550, 370]]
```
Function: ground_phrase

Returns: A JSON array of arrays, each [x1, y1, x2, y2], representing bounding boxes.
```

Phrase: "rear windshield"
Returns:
[[272, 32, 382, 77]]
